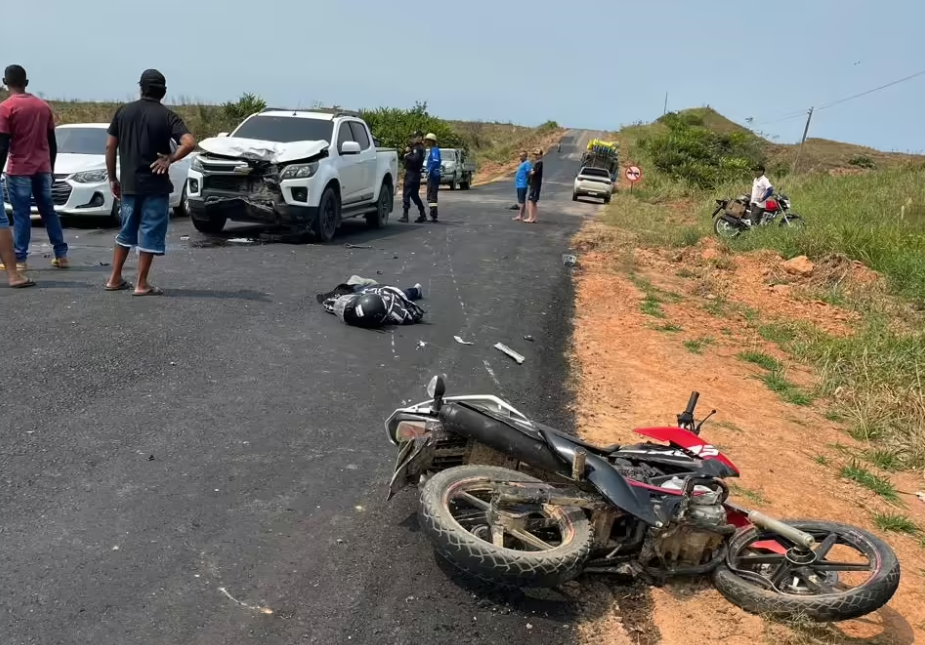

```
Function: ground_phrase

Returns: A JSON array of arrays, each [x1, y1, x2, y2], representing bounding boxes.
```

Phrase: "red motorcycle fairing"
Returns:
[[632, 426, 740, 475]]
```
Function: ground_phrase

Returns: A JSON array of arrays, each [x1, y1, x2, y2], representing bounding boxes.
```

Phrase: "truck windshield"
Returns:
[[581, 167, 611, 178], [56, 127, 108, 155], [231, 116, 335, 143]]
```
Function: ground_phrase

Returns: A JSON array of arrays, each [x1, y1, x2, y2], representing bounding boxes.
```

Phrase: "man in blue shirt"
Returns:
[[512, 151, 532, 221], [423, 133, 441, 222]]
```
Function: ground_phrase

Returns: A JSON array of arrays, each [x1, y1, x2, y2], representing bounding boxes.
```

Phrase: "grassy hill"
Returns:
[[618, 107, 921, 176]]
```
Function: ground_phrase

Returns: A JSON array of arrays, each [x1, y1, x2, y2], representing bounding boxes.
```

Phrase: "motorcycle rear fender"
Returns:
[[633, 426, 740, 475], [542, 431, 661, 526]]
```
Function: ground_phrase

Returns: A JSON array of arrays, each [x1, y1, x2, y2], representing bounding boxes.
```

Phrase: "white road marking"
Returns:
[[482, 360, 503, 390], [218, 586, 274, 615]]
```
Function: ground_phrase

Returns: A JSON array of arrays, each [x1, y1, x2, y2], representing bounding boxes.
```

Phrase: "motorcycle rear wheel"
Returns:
[[713, 519, 900, 622], [418, 465, 593, 588], [713, 215, 743, 239]]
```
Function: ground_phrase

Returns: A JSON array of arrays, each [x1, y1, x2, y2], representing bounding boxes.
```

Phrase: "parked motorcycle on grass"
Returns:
[[385, 375, 900, 622], [712, 192, 804, 239]]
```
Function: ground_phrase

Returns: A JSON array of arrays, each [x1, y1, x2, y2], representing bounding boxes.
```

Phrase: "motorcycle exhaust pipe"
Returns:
[[438, 404, 569, 476], [747, 510, 816, 550]]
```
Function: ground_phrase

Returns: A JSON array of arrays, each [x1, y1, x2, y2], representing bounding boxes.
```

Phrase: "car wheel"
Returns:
[[175, 184, 189, 218], [366, 182, 392, 229], [572, 192, 579, 202], [313, 186, 340, 243], [109, 198, 122, 228]]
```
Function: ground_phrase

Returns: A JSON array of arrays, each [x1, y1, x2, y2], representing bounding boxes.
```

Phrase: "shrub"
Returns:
[[638, 111, 765, 189], [359, 101, 466, 151]]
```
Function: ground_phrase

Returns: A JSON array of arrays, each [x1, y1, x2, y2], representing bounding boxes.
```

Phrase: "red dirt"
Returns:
[[569, 223, 925, 645]]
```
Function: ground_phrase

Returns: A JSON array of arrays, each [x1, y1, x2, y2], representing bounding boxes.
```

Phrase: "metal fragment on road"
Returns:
[[218, 586, 273, 615], [416, 340, 428, 351], [562, 253, 578, 267], [494, 342, 524, 364], [523, 335, 535, 342], [344, 243, 373, 249], [454, 336, 474, 345], [226, 238, 255, 244]]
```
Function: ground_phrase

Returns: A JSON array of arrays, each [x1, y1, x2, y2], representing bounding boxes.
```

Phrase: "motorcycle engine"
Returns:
[[650, 479, 729, 569]]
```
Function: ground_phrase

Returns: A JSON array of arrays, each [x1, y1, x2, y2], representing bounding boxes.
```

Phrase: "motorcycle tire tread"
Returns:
[[418, 465, 593, 588], [712, 519, 900, 622]]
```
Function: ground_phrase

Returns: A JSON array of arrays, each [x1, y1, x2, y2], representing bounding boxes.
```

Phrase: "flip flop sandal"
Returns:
[[52, 258, 69, 269], [133, 286, 165, 297], [10, 279, 36, 289], [105, 280, 133, 291]]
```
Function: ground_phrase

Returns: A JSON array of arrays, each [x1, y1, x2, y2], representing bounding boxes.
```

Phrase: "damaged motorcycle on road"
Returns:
[[384, 376, 900, 622]]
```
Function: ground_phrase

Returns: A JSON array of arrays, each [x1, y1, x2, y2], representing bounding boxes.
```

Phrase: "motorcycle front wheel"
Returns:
[[713, 215, 743, 239], [418, 465, 593, 588], [713, 519, 900, 622]]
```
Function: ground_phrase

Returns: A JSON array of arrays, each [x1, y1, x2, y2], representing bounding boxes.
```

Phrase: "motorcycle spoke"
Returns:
[[507, 527, 554, 551], [490, 524, 505, 547], [737, 553, 786, 566], [813, 533, 839, 559], [458, 491, 491, 511], [811, 560, 872, 573]]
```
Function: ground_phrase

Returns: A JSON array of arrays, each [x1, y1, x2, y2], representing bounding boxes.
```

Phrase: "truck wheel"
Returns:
[[192, 216, 227, 234], [449, 176, 458, 190], [109, 198, 122, 228], [313, 186, 340, 243], [366, 183, 392, 229]]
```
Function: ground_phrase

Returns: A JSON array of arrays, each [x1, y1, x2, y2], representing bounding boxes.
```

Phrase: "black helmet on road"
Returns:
[[339, 293, 388, 328]]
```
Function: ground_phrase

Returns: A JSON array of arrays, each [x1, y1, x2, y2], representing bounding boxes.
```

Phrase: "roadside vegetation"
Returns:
[[606, 107, 925, 474], [0, 90, 563, 182], [578, 106, 925, 642]]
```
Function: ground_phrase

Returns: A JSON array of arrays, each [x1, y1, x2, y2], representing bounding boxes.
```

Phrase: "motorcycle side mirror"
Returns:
[[427, 375, 447, 399]]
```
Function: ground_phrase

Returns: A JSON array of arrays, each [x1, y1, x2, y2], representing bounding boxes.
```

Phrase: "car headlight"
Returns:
[[70, 169, 108, 183], [190, 156, 203, 171], [280, 162, 319, 180]]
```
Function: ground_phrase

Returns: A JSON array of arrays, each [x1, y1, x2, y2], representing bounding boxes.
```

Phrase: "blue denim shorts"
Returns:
[[516, 187, 528, 204], [116, 194, 170, 255]]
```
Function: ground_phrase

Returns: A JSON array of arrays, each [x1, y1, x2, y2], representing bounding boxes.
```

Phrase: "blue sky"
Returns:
[[2, 0, 921, 152]]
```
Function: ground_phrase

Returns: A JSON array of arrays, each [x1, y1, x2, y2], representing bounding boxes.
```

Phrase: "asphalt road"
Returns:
[[1, 130, 608, 645]]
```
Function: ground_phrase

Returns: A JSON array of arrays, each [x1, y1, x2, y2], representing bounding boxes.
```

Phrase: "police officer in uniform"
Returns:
[[424, 133, 441, 222], [400, 130, 426, 223]]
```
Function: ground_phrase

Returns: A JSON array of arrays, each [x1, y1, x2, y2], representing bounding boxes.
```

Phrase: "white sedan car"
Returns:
[[2, 123, 192, 225], [572, 166, 615, 204]]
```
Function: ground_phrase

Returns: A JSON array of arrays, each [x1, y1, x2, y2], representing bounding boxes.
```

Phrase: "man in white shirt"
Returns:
[[750, 164, 773, 225]]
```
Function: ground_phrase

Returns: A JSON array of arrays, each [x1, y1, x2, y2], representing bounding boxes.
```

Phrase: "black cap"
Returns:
[[139, 69, 167, 90], [411, 130, 423, 138]]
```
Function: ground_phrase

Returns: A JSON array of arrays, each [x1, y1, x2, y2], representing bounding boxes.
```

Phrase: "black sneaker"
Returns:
[[398, 215, 409, 223], [415, 215, 427, 223]]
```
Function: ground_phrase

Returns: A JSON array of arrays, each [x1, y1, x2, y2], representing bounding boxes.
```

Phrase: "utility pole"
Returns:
[[663, 92, 668, 116], [792, 106, 814, 174]]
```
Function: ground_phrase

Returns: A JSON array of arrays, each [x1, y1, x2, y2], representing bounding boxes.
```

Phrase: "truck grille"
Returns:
[[1, 180, 71, 207], [203, 176, 250, 192]]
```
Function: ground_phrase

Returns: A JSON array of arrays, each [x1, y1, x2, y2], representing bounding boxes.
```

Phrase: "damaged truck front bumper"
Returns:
[[186, 167, 318, 230]]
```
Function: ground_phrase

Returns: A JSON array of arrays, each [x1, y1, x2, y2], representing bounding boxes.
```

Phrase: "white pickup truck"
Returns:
[[186, 108, 398, 242]]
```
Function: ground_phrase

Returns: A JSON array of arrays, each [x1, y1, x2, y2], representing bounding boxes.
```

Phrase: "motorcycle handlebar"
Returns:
[[685, 391, 700, 416]]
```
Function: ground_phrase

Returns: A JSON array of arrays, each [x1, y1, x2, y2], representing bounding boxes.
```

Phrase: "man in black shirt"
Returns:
[[399, 130, 426, 223], [525, 148, 544, 223], [104, 69, 196, 296]]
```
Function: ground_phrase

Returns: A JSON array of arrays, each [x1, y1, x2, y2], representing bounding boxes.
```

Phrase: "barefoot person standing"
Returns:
[[524, 148, 544, 223], [104, 70, 195, 296]]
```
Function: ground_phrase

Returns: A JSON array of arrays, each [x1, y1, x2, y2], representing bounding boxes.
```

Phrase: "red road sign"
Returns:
[[625, 166, 643, 183]]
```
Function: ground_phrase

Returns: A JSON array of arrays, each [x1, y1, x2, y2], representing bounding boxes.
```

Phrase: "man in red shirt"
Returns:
[[0, 64, 68, 276]]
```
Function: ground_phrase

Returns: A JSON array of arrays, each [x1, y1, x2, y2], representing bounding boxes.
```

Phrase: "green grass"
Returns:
[[814, 454, 830, 465], [683, 336, 714, 354], [651, 322, 683, 333], [729, 483, 768, 505], [713, 420, 745, 433], [758, 371, 814, 406], [702, 298, 729, 317], [758, 322, 798, 346], [738, 350, 783, 371], [839, 461, 900, 503], [871, 512, 919, 535], [862, 447, 905, 472]]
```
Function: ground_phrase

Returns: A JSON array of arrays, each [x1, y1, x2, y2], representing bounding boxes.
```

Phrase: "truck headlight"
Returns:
[[190, 156, 203, 171], [281, 162, 319, 180], [70, 169, 108, 183]]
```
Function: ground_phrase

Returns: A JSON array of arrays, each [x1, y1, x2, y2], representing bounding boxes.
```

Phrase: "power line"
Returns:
[[749, 68, 925, 129], [817, 68, 925, 111]]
